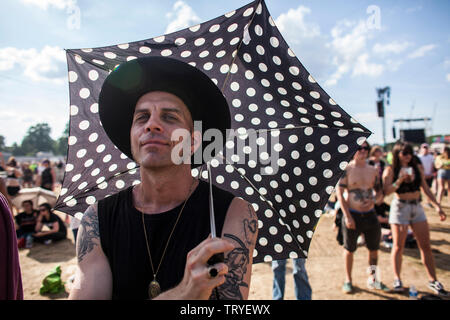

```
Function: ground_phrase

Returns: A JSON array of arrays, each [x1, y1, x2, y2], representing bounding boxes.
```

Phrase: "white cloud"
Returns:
[[20, 0, 75, 10], [326, 20, 383, 86], [165, 1, 201, 34], [373, 41, 413, 55], [407, 44, 436, 59], [352, 53, 384, 77], [0, 46, 66, 84], [275, 6, 320, 41], [446, 74, 450, 82]]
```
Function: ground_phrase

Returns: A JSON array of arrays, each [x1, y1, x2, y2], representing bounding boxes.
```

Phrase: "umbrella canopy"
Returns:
[[12, 187, 58, 211], [56, 0, 371, 262]]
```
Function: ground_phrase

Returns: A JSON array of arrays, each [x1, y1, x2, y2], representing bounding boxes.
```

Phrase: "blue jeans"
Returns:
[[272, 258, 312, 300]]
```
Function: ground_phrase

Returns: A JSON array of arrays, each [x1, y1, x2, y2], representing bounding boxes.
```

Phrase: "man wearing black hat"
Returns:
[[69, 57, 258, 300]]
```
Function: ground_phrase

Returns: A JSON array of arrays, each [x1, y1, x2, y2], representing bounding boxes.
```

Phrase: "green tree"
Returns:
[[21, 123, 55, 155], [53, 122, 69, 155], [0, 135, 5, 151]]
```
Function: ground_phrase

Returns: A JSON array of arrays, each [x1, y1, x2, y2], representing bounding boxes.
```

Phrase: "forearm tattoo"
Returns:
[[217, 233, 249, 300], [77, 205, 100, 263]]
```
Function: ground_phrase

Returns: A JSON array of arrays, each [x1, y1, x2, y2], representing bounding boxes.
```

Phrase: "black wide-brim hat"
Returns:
[[98, 56, 231, 166]]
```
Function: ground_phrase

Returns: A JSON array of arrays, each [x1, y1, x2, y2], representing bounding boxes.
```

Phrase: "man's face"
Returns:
[[421, 146, 429, 155], [23, 202, 32, 213], [130, 91, 197, 168], [354, 143, 370, 161]]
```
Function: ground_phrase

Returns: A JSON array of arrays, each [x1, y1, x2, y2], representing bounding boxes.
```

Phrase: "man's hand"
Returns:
[[344, 215, 356, 230], [155, 236, 234, 300]]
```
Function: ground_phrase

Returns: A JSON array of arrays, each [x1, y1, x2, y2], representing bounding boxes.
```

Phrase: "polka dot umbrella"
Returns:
[[56, 0, 371, 263]]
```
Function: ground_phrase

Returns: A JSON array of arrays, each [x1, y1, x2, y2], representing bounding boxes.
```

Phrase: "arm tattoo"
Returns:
[[243, 203, 257, 246], [77, 205, 100, 263], [216, 233, 250, 300]]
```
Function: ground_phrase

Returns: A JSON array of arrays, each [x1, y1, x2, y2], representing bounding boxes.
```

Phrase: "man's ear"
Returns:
[[191, 130, 202, 155]]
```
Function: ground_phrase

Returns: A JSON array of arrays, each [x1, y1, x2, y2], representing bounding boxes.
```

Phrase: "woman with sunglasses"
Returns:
[[383, 142, 447, 296]]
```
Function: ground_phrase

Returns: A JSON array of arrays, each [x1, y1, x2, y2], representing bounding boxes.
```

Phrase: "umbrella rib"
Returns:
[[215, 153, 307, 255], [220, 0, 262, 94]]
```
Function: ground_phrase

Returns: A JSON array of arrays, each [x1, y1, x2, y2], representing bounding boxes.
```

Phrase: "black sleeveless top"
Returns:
[[393, 165, 421, 194], [41, 168, 53, 186], [98, 180, 234, 300]]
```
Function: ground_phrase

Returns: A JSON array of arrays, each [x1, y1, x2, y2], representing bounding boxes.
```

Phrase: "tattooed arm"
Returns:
[[215, 198, 258, 300], [68, 203, 113, 300]]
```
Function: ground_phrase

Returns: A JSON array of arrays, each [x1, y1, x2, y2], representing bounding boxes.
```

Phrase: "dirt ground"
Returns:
[[18, 197, 450, 300]]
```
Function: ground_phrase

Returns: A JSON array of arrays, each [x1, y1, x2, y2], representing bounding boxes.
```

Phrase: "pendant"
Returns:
[[148, 279, 161, 299]]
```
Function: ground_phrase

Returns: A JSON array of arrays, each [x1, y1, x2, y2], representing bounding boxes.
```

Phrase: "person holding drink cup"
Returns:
[[382, 142, 448, 296]]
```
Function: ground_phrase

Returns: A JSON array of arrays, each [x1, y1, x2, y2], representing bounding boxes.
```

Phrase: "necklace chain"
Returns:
[[141, 179, 196, 282]]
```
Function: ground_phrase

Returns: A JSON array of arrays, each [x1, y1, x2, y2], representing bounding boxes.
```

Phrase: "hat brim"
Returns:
[[98, 56, 231, 167]]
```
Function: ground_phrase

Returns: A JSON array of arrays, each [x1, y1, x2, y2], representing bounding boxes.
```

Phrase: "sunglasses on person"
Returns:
[[357, 146, 370, 151], [401, 150, 413, 156]]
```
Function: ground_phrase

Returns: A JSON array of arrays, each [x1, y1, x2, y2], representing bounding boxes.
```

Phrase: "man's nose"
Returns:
[[144, 113, 163, 133]]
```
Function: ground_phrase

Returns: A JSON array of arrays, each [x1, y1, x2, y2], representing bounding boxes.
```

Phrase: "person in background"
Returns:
[[5, 157, 22, 198], [272, 258, 312, 300], [14, 200, 38, 248], [36, 160, 56, 191], [336, 141, 389, 294], [21, 162, 34, 188], [418, 143, 436, 207], [383, 142, 448, 296], [33, 203, 67, 244], [435, 146, 450, 205], [368, 145, 390, 228]]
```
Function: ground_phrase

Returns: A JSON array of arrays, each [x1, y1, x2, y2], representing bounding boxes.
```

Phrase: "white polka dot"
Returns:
[[274, 72, 284, 81], [340, 161, 349, 170], [357, 137, 367, 145], [79, 120, 90, 130], [104, 52, 116, 59], [338, 144, 349, 153], [323, 169, 333, 178], [300, 200, 307, 208], [269, 226, 278, 235], [70, 105, 78, 116], [321, 152, 331, 161], [261, 79, 270, 87], [305, 143, 314, 152], [109, 164, 117, 172], [194, 38, 205, 46], [116, 180, 125, 189], [72, 174, 81, 182], [320, 135, 330, 144], [209, 24, 220, 33], [254, 24, 263, 36], [270, 36, 279, 47], [230, 82, 239, 91], [213, 38, 223, 46], [139, 46, 151, 54], [181, 50, 191, 58], [65, 164, 74, 172], [76, 149, 87, 158], [86, 196, 96, 205], [216, 50, 226, 58], [293, 167, 302, 176], [161, 49, 172, 56], [227, 23, 238, 32], [88, 70, 99, 81], [289, 66, 300, 76], [309, 176, 318, 185], [304, 127, 314, 136], [243, 7, 254, 16], [220, 64, 229, 73], [259, 63, 268, 72], [96, 144, 105, 153], [68, 136, 77, 146], [291, 151, 300, 160], [117, 43, 129, 49], [79, 88, 90, 99], [78, 181, 88, 190], [259, 237, 268, 246], [256, 45, 265, 55], [189, 24, 201, 32], [153, 35, 165, 43], [310, 91, 320, 99], [273, 56, 282, 65], [84, 159, 93, 167], [338, 130, 349, 137], [274, 244, 283, 253], [175, 37, 186, 46], [307, 160, 315, 169], [230, 181, 239, 189], [68, 71, 78, 83], [246, 88, 256, 97]]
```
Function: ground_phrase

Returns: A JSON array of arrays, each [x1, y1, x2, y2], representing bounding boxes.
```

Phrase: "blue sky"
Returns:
[[1, 0, 449, 147]]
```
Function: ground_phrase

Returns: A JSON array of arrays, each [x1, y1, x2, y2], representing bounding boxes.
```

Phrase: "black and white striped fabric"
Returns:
[[57, 0, 371, 263]]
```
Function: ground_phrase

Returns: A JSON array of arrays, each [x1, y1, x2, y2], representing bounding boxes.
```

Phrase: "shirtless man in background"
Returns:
[[336, 141, 389, 294]]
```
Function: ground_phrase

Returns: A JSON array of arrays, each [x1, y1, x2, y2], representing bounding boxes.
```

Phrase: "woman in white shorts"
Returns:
[[383, 142, 447, 296]]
